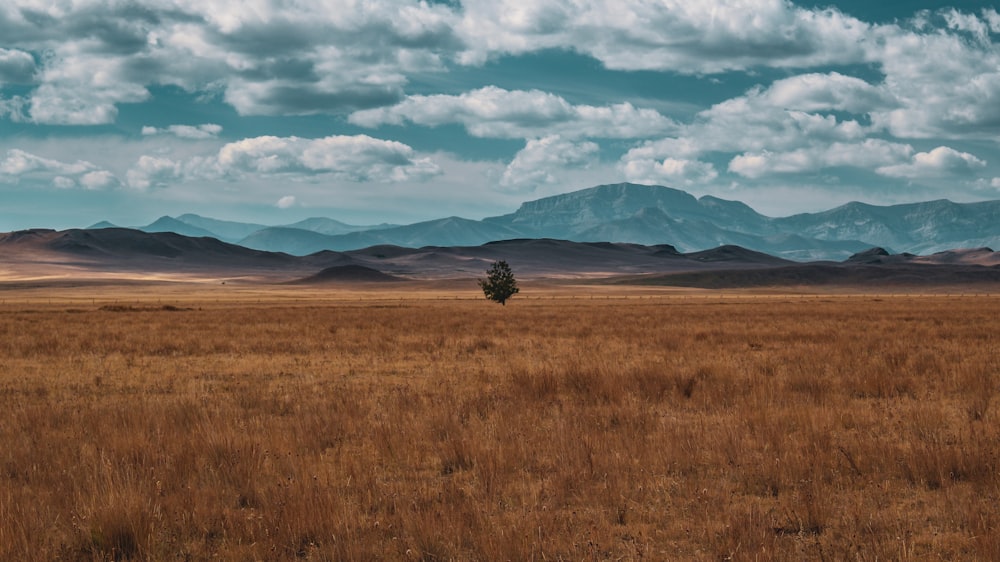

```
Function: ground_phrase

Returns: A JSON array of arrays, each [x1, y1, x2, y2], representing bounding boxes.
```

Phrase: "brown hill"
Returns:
[[2, 227, 999, 288], [291, 265, 404, 284]]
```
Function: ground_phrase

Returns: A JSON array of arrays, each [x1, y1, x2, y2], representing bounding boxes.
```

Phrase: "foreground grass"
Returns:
[[1, 295, 998, 560]]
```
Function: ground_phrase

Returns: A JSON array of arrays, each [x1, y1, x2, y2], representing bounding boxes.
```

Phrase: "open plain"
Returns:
[[1, 282, 999, 560]]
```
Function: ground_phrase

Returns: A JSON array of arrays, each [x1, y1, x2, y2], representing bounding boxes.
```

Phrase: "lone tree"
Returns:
[[479, 260, 519, 306]]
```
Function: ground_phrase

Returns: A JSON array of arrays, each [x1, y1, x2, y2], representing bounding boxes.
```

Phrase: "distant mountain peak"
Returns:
[[140, 216, 218, 239]]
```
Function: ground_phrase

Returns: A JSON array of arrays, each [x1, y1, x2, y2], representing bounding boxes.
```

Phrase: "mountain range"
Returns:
[[90, 183, 1000, 262]]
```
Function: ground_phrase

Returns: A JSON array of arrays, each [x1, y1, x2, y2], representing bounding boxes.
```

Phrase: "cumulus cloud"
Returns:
[[620, 76, 873, 175], [126, 155, 183, 190], [216, 134, 441, 182], [0, 0, 886, 125], [142, 124, 223, 139], [728, 140, 915, 178], [456, 0, 871, 72], [876, 146, 987, 179], [0, 48, 36, 84], [943, 8, 994, 42], [25, 51, 150, 125], [698, 79, 873, 144], [0, 149, 94, 177], [79, 170, 121, 190], [350, 86, 675, 139], [0, 148, 118, 188], [972, 177, 1000, 193], [867, 15, 1000, 140], [613, 49, 992, 186], [276, 195, 296, 209], [0, 95, 28, 121], [621, 157, 718, 187], [0, 0, 458, 123], [0, 0, 997, 150], [52, 176, 76, 189], [985, 9, 1000, 34], [3, 0, 1000, 209], [763, 72, 895, 114], [500, 135, 598, 190]]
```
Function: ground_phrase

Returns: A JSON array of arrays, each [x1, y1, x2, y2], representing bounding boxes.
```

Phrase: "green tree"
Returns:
[[478, 260, 519, 306]]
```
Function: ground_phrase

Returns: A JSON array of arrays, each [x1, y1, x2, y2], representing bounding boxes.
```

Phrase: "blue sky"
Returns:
[[2, 0, 1000, 230]]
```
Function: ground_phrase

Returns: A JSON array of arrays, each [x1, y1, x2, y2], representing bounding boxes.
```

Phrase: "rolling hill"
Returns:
[[4, 227, 997, 289]]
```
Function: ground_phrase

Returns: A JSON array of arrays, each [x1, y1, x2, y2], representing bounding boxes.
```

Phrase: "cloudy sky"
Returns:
[[2, 0, 1000, 230]]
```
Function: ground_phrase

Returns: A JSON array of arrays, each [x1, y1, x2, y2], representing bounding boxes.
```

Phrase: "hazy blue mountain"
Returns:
[[484, 183, 997, 259], [695, 195, 776, 233], [746, 234, 871, 262], [140, 216, 218, 239], [241, 217, 524, 255], [484, 182, 772, 237], [773, 199, 1000, 254], [369, 216, 523, 249], [570, 207, 868, 260], [175, 214, 267, 242], [87, 220, 119, 229], [239, 227, 341, 255], [282, 217, 397, 235]]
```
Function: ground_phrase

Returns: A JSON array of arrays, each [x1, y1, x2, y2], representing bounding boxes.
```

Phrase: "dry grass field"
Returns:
[[1, 286, 998, 560]]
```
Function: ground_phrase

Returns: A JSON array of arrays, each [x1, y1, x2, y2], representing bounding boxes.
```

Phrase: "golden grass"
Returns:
[[1, 290, 999, 560]]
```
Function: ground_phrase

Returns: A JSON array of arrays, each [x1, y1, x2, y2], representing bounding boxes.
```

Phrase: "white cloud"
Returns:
[[79, 170, 120, 190], [52, 176, 76, 189], [763, 72, 894, 113], [876, 146, 987, 179], [0, 0, 994, 145], [126, 155, 183, 190], [216, 134, 441, 182], [456, 0, 871, 72], [276, 195, 296, 209], [985, 9, 1000, 34], [500, 135, 598, 190], [0, 95, 28, 121], [350, 86, 675, 139], [622, 157, 718, 187], [0, 148, 119, 189], [160, 0, 457, 116], [620, 77, 873, 175], [0, 133, 441, 197], [608, 18, 1000, 186], [728, 140, 915, 178], [0, 149, 95, 177], [972, 177, 1000, 194], [1, 0, 997, 152], [26, 52, 150, 125], [943, 9, 993, 42], [690, 83, 871, 152], [142, 124, 223, 139], [867, 19, 1000, 140], [0, 48, 36, 84], [2, 0, 1000, 216], [0, 0, 458, 121]]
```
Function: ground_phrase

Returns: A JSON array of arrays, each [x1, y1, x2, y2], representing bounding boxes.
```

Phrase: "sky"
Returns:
[[2, 0, 1000, 230]]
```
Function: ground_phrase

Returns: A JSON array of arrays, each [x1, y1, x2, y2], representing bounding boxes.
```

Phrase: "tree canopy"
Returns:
[[478, 260, 519, 306]]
